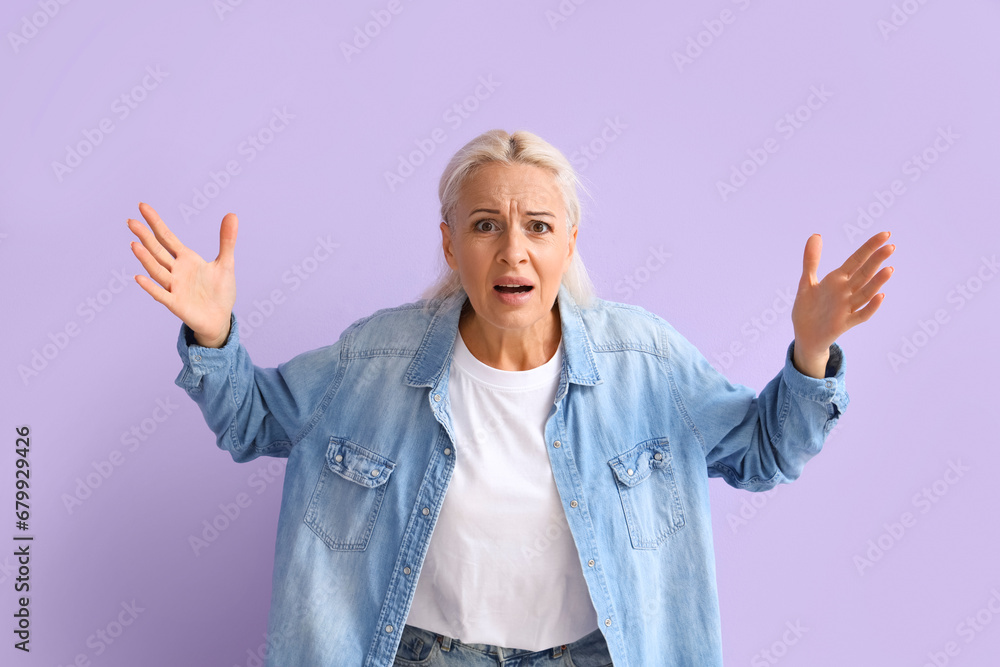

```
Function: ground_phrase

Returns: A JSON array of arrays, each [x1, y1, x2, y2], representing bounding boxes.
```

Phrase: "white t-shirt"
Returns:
[[404, 327, 599, 650]]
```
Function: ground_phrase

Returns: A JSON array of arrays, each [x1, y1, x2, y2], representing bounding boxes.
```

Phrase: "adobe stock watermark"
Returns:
[[55, 599, 145, 666], [232, 627, 293, 667], [853, 459, 969, 576], [844, 126, 959, 244], [716, 85, 833, 202], [7, 0, 73, 55], [214, 0, 251, 21], [61, 397, 179, 515], [887, 254, 996, 373], [918, 588, 1000, 667], [726, 420, 845, 534], [0, 555, 17, 585], [521, 509, 573, 562], [877, 0, 934, 41], [726, 420, 843, 535], [472, 411, 513, 448], [179, 106, 295, 224], [612, 243, 669, 300], [235, 235, 340, 342], [51, 66, 169, 183], [544, 0, 590, 31], [384, 75, 501, 192], [568, 116, 627, 173], [750, 620, 808, 667], [188, 458, 287, 556], [712, 287, 796, 371], [17, 268, 133, 386], [340, 0, 416, 63], [671, 0, 759, 73]]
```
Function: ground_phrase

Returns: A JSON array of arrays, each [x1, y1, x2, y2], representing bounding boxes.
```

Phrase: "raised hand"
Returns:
[[790, 231, 895, 378], [128, 202, 238, 348]]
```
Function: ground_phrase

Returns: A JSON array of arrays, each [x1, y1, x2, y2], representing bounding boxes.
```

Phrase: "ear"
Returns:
[[440, 221, 458, 271], [565, 224, 578, 269]]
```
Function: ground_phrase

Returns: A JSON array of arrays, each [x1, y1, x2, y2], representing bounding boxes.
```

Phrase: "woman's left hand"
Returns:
[[790, 231, 895, 378]]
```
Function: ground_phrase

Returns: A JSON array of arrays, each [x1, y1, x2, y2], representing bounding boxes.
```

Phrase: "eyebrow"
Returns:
[[467, 208, 555, 218]]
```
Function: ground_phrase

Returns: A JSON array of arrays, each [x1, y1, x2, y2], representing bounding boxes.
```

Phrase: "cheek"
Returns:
[[453, 249, 489, 283], [463, 242, 495, 263]]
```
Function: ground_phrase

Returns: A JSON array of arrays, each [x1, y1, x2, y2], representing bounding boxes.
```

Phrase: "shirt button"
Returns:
[[385, 625, 394, 633], [654, 452, 662, 461], [627, 468, 634, 476], [444, 448, 451, 456], [604, 618, 612, 627], [570, 500, 578, 508], [403, 567, 411, 575], [588, 559, 595, 567], [825, 380, 834, 388], [553, 440, 561, 448], [335, 454, 343, 462], [194, 355, 202, 361], [434, 394, 442, 402], [371, 469, 380, 477], [422, 507, 430, 515]]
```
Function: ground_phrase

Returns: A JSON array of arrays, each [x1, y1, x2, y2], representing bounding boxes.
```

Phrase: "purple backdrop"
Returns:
[[3, 1, 998, 665]]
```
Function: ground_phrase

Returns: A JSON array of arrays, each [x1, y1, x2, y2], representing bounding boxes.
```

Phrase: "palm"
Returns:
[[791, 231, 895, 358], [128, 202, 238, 344], [167, 246, 236, 338]]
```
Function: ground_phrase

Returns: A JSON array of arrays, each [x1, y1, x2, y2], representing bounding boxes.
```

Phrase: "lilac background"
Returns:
[[3, 1, 998, 665]]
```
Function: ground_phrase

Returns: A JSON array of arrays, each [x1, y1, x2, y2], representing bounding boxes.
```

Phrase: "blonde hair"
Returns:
[[420, 129, 597, 309]]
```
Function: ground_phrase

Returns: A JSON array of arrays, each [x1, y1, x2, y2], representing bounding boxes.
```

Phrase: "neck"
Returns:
[[458, 301, 561, 371]]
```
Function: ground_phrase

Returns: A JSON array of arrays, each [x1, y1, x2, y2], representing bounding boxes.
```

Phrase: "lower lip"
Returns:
[[493, 287, 533, 305]]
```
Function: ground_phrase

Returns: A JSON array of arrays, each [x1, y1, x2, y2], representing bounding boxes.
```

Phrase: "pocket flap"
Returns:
[[326, 437, 395, 488], [608, 437, 671, 488]]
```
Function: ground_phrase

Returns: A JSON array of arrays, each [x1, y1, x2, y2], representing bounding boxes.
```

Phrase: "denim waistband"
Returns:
[[428, 626, 603, 660]]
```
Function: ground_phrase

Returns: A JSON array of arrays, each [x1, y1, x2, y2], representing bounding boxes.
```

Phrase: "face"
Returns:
[[440, 162, 577, 338]]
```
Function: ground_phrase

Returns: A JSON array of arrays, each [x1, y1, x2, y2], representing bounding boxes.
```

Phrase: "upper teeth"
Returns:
[[500, 284, 525, 287]]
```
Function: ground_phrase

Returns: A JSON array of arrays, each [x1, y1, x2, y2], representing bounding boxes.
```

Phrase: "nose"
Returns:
[[497, 225, 528, 266]]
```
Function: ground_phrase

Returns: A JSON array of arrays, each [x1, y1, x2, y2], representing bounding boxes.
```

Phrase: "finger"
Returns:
[[799, 234, 822, 290], [847, 292, 886, 328], [130, 240, 173, 292], [138, 202, 185, 258], [839, 231, 891, 279], [850, 265, 894, 311], [127, 216, 175, 271], [134, 272, 176, 311], [848, 242, 895, 292], [216, 213, 238, 268]]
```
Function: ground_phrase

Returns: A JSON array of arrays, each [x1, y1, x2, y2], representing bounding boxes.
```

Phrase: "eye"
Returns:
[[530, 220, 551, 233], [473, 219, 551, 233], [474, 218, 500, 232]]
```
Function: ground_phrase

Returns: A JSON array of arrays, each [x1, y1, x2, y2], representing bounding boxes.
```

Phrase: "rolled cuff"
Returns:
[[781, 340, 849, 422], [174, 313, 239, 391]]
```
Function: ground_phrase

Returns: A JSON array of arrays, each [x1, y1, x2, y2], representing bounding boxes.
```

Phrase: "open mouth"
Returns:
[[494, 285, 533, 294]]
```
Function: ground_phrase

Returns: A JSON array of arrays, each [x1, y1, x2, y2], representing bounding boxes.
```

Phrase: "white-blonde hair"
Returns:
[[420, 129, 597, 309]]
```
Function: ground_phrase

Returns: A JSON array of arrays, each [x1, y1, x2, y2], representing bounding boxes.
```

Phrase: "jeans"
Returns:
[[393, 624, 614, 666]]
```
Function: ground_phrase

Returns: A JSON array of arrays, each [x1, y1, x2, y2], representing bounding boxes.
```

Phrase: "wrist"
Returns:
[[193, 323, 230, 349], [792, 343, 831, 379]]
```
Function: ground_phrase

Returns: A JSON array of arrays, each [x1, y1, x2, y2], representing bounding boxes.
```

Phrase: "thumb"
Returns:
[[800, 233, 821, 289], [217, 212, 238, 268]]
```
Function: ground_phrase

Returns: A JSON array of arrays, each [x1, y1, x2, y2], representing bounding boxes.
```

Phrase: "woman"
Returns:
[[128, 129, 894, 667]]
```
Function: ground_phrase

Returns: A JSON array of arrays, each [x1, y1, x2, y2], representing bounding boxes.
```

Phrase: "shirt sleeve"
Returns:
[[660, 321, 849, 492], [173, 312, 344, 462]]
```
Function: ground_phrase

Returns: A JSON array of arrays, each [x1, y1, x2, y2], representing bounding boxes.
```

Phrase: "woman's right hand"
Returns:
[[128, 202, 238, 348]]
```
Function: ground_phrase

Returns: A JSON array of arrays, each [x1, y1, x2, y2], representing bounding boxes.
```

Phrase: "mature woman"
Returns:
[[128, 129, 893, 667]]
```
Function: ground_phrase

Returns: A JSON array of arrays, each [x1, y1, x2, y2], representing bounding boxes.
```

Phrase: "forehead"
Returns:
[[458, 162, 563, 211]]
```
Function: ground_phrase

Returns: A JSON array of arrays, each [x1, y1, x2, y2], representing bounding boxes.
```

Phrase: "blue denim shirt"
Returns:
[[174, 283, 848, 667]]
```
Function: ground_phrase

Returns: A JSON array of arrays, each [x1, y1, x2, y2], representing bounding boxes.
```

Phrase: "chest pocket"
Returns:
[[608, 436, 685, 549], [303, 437, 396, 551]]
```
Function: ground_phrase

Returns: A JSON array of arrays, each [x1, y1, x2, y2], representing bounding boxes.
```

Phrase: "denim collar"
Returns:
[[405, 282, 602, 389]]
